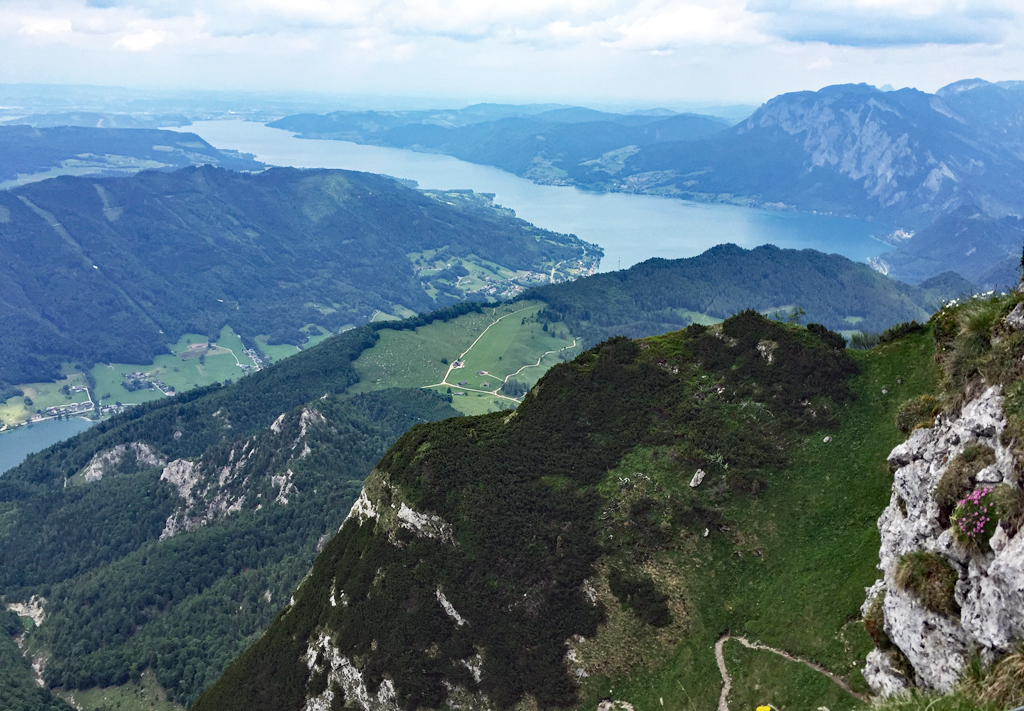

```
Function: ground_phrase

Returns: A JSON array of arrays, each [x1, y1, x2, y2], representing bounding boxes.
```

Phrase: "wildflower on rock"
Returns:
[[950, 486, 998, 551]]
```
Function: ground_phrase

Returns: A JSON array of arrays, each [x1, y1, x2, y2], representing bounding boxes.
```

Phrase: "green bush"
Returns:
[[896, 394, 939, 433], [993, 484, 1024, 537], [893, 550, 959, 617], [607, 568, 671, 628], [880, 320, 924, 344], [849, 331, 881, 350], [805, 322, 847, 349]]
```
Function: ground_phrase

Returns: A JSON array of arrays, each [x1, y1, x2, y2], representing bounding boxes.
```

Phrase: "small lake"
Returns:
[[182, 120, 892, 272], [0, 418, 95, 476]]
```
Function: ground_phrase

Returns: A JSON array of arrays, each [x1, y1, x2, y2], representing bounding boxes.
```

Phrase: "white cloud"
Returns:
[[19, 17, 74, 35], [114, 28, 166, 50], [0, 0, 1023, 104]]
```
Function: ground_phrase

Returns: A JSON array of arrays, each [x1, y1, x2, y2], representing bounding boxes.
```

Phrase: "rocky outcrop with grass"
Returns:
[[864, 293, 1024, 702]]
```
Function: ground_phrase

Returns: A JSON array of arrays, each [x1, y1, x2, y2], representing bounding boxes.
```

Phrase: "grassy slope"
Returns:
[[349, 301, 582, 416], [575, 329, 937, 710]]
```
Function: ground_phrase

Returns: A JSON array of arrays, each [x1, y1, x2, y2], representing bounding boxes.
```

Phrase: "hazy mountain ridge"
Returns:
[[870, 205, 1024, 288], [0, 125, 262, 184], [614, 81, 1024, 225], [271, 80, 1024, 228], [271, 80, 1024, 286]]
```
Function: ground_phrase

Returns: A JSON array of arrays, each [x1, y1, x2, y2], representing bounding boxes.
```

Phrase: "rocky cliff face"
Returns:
[[864, 383, 1024, 694], [619, 82, 1024, 228]]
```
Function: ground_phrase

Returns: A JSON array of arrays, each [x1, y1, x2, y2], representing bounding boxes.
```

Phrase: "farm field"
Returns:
[[255, 336, 301, 364], [90, 326, 252, 408], [349, 300, 581, 416], [0, 367, 91, 427]]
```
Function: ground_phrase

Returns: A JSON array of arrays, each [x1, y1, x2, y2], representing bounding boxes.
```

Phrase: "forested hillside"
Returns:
[[525, 244, 965, 347], [271, 109, 729, 182], [0, 315, 464, 707], [0, 166, 596, 389]]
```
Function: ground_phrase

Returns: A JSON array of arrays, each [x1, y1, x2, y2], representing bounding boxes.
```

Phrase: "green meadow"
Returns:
[[0, 367, 92, 427], [575, 329, 938, 710], [349, 300, 582, 415]]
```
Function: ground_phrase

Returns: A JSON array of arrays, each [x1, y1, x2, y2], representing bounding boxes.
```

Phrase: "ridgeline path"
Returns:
[[714, 635, 868, 711]]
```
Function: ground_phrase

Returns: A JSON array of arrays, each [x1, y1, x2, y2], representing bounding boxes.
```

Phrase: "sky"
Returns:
[[1, 0, 1023, 108]]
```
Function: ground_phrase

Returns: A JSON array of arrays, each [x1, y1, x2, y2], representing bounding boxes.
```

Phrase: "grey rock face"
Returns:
[[865, 385, 1024, 695], [863, 649, 909, 697]]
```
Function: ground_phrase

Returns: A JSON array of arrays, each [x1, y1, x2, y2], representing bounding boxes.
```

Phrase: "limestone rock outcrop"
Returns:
[[864, 385, 1024, 694]]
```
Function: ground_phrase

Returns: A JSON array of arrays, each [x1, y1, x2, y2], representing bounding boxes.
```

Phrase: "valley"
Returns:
[[4, 78, 1024, 711]]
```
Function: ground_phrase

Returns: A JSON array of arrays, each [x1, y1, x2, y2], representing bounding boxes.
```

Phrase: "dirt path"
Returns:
[[425, 306, 536, 394], [500, 338, 578, 383], [714, 635, 868, 711]]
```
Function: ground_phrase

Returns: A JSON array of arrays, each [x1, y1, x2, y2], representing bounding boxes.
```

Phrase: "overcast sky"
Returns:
[[2, 0, 1022, 108]]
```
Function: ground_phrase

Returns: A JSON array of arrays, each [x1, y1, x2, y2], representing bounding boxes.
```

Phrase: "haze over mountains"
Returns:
[[275, 79, 1024, 287]]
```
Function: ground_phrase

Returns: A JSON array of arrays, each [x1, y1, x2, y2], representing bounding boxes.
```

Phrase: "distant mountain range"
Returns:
[[273, 79, 1024, 286], [2, 113, 193, 129], [0, 125, 262, 186], [270, 106, 731, 186]]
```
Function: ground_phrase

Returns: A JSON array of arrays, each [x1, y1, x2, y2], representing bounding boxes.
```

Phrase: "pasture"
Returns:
[[350, 300, 582, 416]]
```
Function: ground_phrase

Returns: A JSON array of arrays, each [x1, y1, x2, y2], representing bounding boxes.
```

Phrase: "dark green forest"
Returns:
[[0, 310, 477, 706], [0, 388, 457, 707], [0, 165, 593, 388], [523, 243, 964, 347]]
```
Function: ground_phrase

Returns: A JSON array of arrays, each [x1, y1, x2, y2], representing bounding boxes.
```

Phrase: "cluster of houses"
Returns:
[[121, 371, 166, 392], [243, 348, 265, 372], [42, 401, 94, 418]]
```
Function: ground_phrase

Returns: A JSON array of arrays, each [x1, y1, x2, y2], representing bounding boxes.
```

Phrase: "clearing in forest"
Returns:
[[349, 300, 581, 416]]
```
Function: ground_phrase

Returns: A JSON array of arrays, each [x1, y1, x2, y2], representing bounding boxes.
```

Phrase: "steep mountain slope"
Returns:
[[0, 334, 460, 709], [0, 166, 596, 387], [616, 83, 1024, 226], [525, 244, 954, 346], [0, 125, 261, 184], [871, 206, 1024, 287], [859, 291, 1024, 708], [194, 312, 940, 711]]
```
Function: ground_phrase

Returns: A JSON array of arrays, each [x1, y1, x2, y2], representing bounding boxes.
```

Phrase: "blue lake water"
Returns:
[[2, 122, 891, 470], [0, 418, 95, 475], [182, 120, 892, 272]]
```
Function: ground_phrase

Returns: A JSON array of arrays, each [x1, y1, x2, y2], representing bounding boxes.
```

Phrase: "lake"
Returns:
[[182, 120, 891, 272], [0, 418, 95, 476]]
